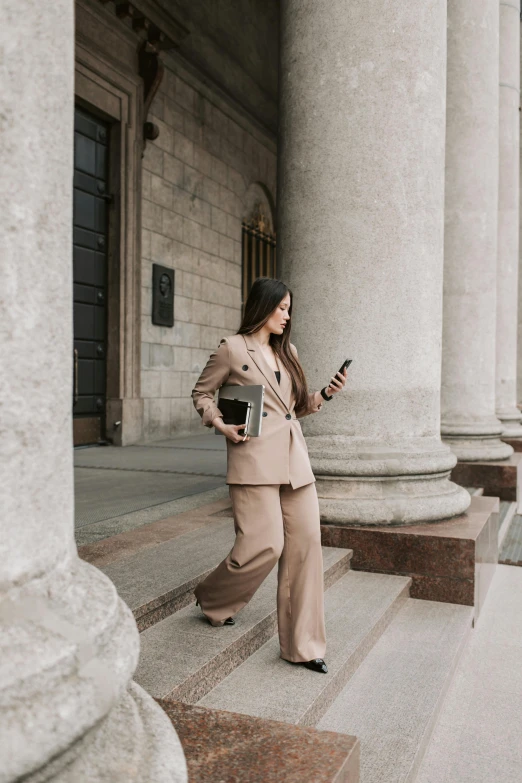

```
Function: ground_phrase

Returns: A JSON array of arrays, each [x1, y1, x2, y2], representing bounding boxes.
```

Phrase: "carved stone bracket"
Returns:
[[97, 0, 189, 150], [138, 35, 164, 150]]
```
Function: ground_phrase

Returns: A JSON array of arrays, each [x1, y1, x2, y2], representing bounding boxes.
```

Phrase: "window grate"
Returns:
[[241, 222, 277, 305]]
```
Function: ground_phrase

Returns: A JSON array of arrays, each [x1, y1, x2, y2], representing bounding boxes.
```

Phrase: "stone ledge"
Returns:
[[321, 495, 498, 621], [157, 700, 359, 783], [451, 453, 522, 501], [78, 497, 233, 569]]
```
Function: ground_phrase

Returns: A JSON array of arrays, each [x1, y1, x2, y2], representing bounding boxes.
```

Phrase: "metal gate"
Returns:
[[72, 107, 110, 446], [241, 211, 276, 304]]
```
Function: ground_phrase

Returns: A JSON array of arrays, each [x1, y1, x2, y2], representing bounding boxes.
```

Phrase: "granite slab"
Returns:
[[451, 453, 522, 502], [158, 700, 360, 783], [321, 495, 498, 620]]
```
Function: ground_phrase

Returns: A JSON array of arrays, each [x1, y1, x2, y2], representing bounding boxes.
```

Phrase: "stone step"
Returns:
[[198, 570, 411, 726], [134, 545, 353, 703], [318, 598, 473, 783], [101, 517, 237, 631]]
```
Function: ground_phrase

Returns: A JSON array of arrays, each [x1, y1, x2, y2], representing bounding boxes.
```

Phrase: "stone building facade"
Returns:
[[74, 0, 278, 447], [2, 0, 522, 780]]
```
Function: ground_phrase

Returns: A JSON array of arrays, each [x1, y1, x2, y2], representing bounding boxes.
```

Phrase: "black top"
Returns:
[[275, 370, 281, 385]]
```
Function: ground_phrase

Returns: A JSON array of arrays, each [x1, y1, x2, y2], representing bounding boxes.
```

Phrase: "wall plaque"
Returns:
[[152, 264, 174, 327]]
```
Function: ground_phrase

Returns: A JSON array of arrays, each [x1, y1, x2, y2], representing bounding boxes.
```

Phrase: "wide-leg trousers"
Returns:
[[194, 481, 326, 663]]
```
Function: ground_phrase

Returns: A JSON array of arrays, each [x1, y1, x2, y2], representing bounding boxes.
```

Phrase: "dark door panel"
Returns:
[[73, 247, 106, 287], [73, 106, 109, 446]]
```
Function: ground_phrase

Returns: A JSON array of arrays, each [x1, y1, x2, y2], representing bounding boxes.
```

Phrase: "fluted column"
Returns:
[[278, 0, 470, 525], [496, 0, 522, 436], [441, 0, 513, 460], [0, 3, 186, 781]]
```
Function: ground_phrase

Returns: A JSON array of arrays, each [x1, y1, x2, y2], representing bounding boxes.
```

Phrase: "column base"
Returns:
[[502, 437, 522, 452], [496, 407, 522, 439], [316, 473, 471, 526], [106, 398, 144, 446], [321, 495, 498, 622], [450, 453, 522, 502], [441, 435, 514, 462], [40, 682, 187, 783], [309, 435, 471, 526], [2, 558, 186, 782], [441, 416, 513, 461]]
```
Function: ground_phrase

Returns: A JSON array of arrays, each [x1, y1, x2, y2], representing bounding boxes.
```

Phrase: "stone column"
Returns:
[[0, 3, 186, 781], [278, 0, 470, 524], [496, 0, 522, 436], [519, 18, 522, 406], [440, 0, 513, 459]]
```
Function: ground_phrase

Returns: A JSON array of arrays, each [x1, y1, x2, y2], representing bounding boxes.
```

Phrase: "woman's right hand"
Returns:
[[212, 418, 251, 443]]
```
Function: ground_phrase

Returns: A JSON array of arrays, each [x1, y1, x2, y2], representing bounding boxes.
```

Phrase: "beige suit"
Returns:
[[192, 333, 318, 488], [192, 333, 326, 663]]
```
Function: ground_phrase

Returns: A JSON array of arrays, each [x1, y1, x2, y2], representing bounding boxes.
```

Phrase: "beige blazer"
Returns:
[[192, 333, 321, 488]]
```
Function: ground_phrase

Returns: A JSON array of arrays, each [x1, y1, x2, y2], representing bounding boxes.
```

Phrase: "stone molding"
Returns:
[[76, 0, 144, 445]]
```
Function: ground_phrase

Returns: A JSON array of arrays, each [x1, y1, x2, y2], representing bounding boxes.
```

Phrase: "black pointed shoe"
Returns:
[[302, 658, 328, 674], [196, 600, 235, 626]]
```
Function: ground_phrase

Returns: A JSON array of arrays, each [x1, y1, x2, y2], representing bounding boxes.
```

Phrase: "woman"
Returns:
[[192, 277, 347, 674]]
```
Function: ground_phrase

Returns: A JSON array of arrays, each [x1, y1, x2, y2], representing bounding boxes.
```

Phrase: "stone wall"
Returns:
[[140, 60, 277, 441]]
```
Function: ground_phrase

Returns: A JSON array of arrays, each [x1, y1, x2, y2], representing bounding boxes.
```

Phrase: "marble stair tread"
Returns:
[[317, 598, 473, 783], [134, 545, 353, 703], [198, 571, 411, 726], [101, 518, 236, 627]]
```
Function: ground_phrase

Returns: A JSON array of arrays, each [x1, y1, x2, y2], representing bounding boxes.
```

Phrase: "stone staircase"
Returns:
[[91, 508, 475, 783]]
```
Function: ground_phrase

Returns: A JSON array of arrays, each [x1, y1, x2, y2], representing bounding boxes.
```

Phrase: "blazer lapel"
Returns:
[[242, 334, 289, 411]]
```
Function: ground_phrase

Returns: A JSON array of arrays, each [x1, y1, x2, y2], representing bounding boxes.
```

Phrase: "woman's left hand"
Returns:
[[325, 366, 348, 397]]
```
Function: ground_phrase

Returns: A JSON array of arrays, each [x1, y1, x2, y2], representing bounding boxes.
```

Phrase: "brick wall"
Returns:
[[140, 62, 277, 441]]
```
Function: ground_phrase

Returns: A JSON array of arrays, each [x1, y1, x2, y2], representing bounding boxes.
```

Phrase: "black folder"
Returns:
[[218, 398, 252, 432]]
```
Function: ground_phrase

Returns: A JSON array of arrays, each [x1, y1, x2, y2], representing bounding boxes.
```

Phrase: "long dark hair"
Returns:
[[237, 277, 310, 414]]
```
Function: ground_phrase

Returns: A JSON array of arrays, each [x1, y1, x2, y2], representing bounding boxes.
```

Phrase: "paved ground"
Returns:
[[74, 433, 228, 545], [416, 564, 522, 783]]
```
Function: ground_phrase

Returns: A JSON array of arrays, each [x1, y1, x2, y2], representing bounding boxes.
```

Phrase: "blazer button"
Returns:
[[285, 413, 291, 420], [262, 412, 268, 417], [242, 364, 248, 371]]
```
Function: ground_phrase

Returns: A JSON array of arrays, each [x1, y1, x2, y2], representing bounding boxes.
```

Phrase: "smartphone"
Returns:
[[338, 359, 352, 376]]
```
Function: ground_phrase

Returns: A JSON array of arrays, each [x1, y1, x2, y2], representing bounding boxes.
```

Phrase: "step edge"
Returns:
[[140, 550, 353, 701], [297, 579, 412, 727], [135, 568, 214, 632], [195, 575, 411, 727], [405, 605, 473, 783], [135, 547, 352, 631], [161, 615, 279, 703]]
